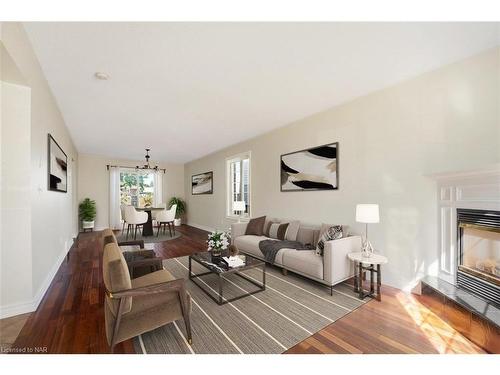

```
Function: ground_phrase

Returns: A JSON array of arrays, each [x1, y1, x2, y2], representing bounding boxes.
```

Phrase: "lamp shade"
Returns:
[[356, 204, 379, 223], [233, 201, 246, 211]]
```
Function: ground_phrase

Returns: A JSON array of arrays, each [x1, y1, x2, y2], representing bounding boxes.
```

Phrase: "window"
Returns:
[[119, 171, 155, 207], [226, 152, 251, 217]]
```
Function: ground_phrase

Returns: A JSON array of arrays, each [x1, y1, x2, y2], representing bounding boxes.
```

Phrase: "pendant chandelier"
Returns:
[[136, 148, 160, 171]]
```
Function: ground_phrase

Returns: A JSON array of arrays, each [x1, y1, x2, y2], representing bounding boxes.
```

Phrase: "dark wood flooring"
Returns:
[[11, 225, 487, 354]]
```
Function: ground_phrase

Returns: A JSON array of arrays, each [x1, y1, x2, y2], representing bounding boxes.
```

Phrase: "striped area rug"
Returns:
[[133, 256, 368, 354]]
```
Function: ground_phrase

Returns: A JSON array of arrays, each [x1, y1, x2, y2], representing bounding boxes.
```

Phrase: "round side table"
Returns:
[[347, 252, 388, 301]]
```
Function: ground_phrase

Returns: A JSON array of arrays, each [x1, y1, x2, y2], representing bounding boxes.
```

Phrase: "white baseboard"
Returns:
[[0, 242, 70, 319], [186, 222, 215, 233], [0, 299, 37, 319]]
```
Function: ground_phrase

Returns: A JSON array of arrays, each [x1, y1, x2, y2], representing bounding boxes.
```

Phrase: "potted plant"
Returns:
[[168, 197, 186, 226], [79, 198, 96, 231], [207, 230, 230, 257]]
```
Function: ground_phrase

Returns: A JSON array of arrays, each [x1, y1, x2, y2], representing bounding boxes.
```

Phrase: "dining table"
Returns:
[[136, 206, 165, 236]]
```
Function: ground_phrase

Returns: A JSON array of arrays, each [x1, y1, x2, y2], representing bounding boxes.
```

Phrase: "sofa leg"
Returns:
[[281, 268, 288, 276], [330, 285, 333, 296]]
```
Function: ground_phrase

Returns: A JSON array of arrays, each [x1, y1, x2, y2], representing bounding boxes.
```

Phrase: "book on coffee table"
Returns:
[[223, 256, 245, 268]]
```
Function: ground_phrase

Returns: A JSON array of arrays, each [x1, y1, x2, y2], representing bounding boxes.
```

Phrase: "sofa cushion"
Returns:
[[285, 220, 301, 241], [234, 235, 291, 265], [282, 250, 324, 280], [296, 226, 320, 247], [234, 235, 269, 258], [245, 216, 266, 236]]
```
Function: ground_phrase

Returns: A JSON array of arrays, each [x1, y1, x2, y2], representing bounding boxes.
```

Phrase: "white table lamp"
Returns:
[[233, 201, 246, 222], [356, 204, 379, 257]]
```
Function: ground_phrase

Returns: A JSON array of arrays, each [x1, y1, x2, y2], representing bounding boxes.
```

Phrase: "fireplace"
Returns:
[[457, 209, 500, 306]]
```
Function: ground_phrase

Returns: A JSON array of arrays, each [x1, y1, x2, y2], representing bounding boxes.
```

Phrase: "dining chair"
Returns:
[[152, 202, 166, 227], [124, 206, 148, 240], [156, 204, 177, 237], [120, 204, 128, 232]]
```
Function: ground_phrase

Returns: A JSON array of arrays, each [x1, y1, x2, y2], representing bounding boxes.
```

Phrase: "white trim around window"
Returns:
[[226, 151, 251, 219]]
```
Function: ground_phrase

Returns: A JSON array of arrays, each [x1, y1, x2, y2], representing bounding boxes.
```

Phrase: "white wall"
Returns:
[[184, 47, 500, 291], [78, 153, 185, 230], [1, 81, 33, 313], [0, 23, 78, 318]]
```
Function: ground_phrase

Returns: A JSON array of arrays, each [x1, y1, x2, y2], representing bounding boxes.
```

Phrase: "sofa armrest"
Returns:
[[230, 222, 248, 243], [323, 235, 362, 285]]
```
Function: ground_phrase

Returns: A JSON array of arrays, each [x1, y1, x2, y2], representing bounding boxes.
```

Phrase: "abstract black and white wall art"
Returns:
[[192, 171, 213, 195], [280, 142, 338, 191], [48, 134, 68, 192]]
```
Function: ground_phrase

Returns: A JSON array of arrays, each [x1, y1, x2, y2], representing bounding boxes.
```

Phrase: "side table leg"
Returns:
[[358, 262, 364, 299], [376, 264, 381, 301], [353, 261, 359, 293], [370, 265, 375, 295]]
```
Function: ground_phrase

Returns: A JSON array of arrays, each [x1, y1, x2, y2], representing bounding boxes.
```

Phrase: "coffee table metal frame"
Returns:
[[188, 253, 266, 305]]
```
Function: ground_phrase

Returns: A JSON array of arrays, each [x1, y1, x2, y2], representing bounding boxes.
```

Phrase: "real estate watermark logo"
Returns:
[[1, 345, 48, 353]]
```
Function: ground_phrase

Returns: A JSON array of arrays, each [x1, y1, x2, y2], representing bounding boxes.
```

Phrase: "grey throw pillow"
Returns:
[[316, 225, 343, 256], [245, 216, 266, 236]]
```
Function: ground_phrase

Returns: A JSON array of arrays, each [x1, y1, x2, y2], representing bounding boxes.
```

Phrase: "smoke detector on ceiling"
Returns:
[[94, 72, 109, 80]]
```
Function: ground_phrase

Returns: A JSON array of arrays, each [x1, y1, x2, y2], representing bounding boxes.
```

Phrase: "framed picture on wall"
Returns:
[[47, 134, 68, 192], [280, 142, 338, 192], [192, 171, 213, 195]]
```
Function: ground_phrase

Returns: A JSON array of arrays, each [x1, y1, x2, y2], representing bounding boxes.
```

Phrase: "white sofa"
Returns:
[[231, 220, 362, 294]]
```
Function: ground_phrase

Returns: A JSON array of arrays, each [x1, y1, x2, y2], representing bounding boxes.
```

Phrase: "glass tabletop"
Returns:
[[190, 251, 263, 274]]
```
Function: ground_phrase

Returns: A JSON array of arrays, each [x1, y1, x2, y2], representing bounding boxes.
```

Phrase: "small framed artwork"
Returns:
[[47, 134, 68, 192], [281, 142, 338, 192], [192, 171, 213, 195]]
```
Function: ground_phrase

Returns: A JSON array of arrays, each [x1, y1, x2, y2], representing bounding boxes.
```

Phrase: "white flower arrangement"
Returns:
[[207, 230, 231, 251]]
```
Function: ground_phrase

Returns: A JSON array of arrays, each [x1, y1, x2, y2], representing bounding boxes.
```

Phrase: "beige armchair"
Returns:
[[102, 241, 192, 351]]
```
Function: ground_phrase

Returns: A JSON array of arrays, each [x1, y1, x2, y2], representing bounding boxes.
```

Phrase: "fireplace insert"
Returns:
[[457, 209, 500, 306]]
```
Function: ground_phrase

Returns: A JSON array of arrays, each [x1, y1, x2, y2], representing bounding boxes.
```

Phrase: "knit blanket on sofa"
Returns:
[[258, 240, 314, 264]]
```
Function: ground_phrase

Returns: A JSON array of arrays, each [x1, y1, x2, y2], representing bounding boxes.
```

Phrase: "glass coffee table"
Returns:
[[188, 252, 266, 305]]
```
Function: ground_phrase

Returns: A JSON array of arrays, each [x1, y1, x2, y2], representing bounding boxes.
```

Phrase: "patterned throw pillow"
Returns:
[[264, 220, 279, 237], [316, 225, 343, 256], [268, 222, 289, 240]]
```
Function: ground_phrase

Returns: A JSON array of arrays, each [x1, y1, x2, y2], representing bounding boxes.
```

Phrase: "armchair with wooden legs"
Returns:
[[103, 241, 192, 352]]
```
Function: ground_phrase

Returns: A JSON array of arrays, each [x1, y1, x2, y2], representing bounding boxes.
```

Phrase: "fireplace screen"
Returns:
[[460, 225, 500, 283]]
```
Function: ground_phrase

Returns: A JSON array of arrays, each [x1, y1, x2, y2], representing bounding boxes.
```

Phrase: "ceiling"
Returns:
[[24, 22, 500, 163]]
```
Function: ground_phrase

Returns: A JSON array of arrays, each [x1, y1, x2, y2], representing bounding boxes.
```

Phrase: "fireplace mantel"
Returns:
[[426, 164, 500, 181], [427, 165, 500, 285]]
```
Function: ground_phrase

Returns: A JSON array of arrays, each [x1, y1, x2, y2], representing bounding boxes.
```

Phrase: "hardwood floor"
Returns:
[[285, 285, 486, 354], [10, 225, 487, 354], [0, 313, 31, 351]]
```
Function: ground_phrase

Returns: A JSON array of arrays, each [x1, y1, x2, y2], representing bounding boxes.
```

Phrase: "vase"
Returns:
[[82, 220, 95, 230], [211, 248, 222, 257]]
